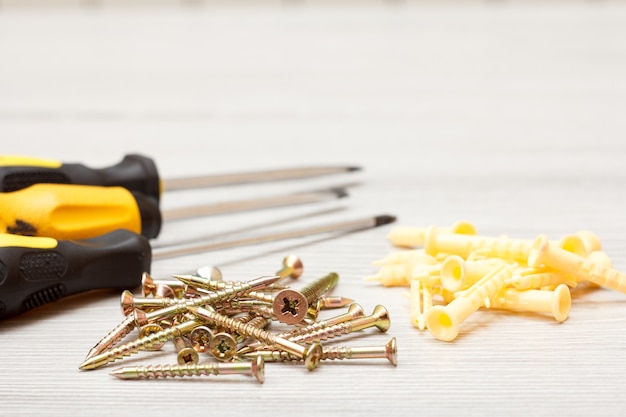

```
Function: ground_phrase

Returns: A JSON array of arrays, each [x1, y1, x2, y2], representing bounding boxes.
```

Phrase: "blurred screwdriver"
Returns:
[[0, 229, 151, 320], [0, 183, 349, 240], [0, 154, 361, 202]]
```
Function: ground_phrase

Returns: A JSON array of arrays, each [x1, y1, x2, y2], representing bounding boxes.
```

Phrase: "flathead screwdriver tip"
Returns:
[[348, 166, 362, 172], [375, 215, 397, 227]]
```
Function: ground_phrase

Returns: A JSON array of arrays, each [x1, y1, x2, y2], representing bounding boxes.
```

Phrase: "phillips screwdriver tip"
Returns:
[[332, 188, 349, 199]]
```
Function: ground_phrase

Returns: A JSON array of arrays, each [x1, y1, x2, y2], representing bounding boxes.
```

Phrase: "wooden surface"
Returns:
[[1, 3, 626, 416]]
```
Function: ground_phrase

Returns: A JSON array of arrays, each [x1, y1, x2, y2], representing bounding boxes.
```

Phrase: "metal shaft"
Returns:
[[162, 186, 348, 221], [154, 214, 396, 260], [162, 165, 360, 191]]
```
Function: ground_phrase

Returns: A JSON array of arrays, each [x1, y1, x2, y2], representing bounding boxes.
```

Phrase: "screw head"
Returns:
[[120, 290, 135, 316], [132, 308, 148, 327], [209, 332, 238, 361], [272, 289, 308, 325], [372, 305, 391, 332], [251, 354, 265, 383], [138, 323, 165, 351], [385, 337, 398, 366], [155, 284, 176, 299], [304, 342, 323, 371], [347, 303, 365, 319], [189, 326, 214, 353], [282, 255, 304, 279], [141, 272, 155, 297], [177, 347, 199, 365]]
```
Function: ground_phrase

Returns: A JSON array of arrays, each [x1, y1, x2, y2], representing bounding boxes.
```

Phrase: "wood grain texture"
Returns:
[[1, 4, 626, 416]]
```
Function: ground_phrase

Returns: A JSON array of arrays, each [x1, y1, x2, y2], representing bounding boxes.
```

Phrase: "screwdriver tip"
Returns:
[[332, 188, 349, 199], [374, 215, 397, 227], [347, 166, 362, 172]]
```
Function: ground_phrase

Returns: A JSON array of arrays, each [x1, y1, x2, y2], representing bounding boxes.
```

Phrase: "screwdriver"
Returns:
[[0, 154, 361, 202], [0, 183, 348, 240], [0, 213, 396, 320], [0, 229, 151, 320]]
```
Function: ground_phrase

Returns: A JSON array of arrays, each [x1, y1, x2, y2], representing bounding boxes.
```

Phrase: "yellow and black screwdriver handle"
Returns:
[[0, 229, 151, 320], [0, 154, 161, 202], [0, 183, 162, 240]]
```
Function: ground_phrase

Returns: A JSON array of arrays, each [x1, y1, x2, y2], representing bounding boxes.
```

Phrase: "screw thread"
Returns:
[[299, 272, 339, 304], [86, 315, 135, 359], [243, 350, 296, 362], [111, 360, 263, 382], [81, 320, 202, 370], [289, 321, 351, 344], [320, 346, 353, 360], [130, 363, 222, 378], [245, 291, 275, 304], [218, 303, 277, 321], [105, 325, 184, 363]]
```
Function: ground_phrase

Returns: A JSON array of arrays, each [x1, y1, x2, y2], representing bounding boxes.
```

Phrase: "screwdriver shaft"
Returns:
[[162, 187, 348, 221], [162, 166, 360, 191], [153, 214, 396, 260]]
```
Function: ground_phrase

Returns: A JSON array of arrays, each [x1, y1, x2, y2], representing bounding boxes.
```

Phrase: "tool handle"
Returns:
[[0, 183, 161, 239], [0, 154, 161, 202], [0, 229, 151, 320]]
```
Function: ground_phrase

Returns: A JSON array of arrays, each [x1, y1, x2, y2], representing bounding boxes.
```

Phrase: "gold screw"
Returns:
[[122, 275, 280, 313], [272, 272, 339, 325], [242, 337, 397, 366], [79, 319, 204, 371], [110, 355, 265, 383]]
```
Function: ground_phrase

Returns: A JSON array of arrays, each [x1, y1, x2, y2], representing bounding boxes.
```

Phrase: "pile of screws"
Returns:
[[79, 255, 397, 383], [366, 221, 626, 342]]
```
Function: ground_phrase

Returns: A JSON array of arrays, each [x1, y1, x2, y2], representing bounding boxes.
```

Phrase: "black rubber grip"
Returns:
[[0, 154, 161, 202], [0, 229, 151, 320], [131, 192, 162, 239]]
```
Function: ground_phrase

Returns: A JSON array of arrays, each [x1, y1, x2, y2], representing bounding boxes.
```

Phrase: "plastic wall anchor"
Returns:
[[426, 263, 513, 342], [489, 284, 571, 322], [388, 221, 477, 248], [424, 227, 532, 263], [506, 267, 577, 290], [575, 230, 603, 253], [528, 235, 626, 293], [364, 262, 440, 287], [409, 279, 432, 331], [439, 256, 506, 292]]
